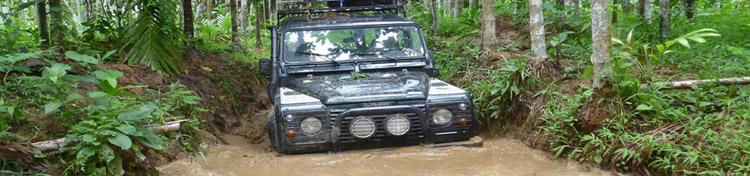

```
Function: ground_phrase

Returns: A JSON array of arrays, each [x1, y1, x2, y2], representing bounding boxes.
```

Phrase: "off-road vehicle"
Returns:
[[258, 0, 477, 154]]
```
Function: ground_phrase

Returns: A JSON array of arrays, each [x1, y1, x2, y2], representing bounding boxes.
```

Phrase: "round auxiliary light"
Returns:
[[350, 118, 376, 138], [458, 103, 468, 111], [300, 117, 322, 134], [284, 114, 294, 122], [386, 115, 411, 136], [432, 109, 453, 125]]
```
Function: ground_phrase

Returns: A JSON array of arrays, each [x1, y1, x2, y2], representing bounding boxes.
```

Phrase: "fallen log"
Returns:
[[30, 120, 190, 152], [648, 77, 750, 89]]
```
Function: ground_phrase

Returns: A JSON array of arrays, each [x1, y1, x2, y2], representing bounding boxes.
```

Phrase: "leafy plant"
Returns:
[[63, 70, 164, 175]]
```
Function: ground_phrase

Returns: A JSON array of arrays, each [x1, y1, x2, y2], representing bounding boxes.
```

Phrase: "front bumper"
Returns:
[[276, 104, 476, 154]]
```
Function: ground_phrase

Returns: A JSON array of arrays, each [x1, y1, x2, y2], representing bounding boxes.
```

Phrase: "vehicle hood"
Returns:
[[284, 71, 429, 105]]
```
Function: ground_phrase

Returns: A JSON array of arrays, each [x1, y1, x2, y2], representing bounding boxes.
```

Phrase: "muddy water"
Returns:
[[159, 135, 613, 176]]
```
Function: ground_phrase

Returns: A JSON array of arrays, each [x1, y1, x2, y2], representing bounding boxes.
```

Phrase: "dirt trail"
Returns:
[[159, 135, 614, 176]]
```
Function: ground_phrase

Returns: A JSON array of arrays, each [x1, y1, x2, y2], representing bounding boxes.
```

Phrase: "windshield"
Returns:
[[283, 26, 425, 64]]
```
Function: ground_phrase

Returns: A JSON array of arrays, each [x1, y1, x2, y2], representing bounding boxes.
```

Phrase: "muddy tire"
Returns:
[[267, 110, 281, 152]]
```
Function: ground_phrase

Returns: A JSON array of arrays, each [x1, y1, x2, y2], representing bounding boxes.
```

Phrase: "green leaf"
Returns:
[[594, 155, 603, 164], [107, 154, 124, 176], [76, 147, 96, 160], [44, 63, 71, 83], [65, 51, 99, 65], [117, 108, 152, 123], [44, 102, 62, 115], [99, 144, 115, 162], [699, 101, 713, 107], [61, 75, 99, 84], [82, 134, 96, 143], [64, 93, 83, 103], [583, 66, 594, 80], [94, 70, 123, 88], [108, 133, 132, 150], [16, 0, 43, 11], [88, 91, 108, 98], [676, 38, 690, 48], [687, 36, 706, 43], [102, 50, 117, 61], [117, 124, 136, 135], [133, 126, 163, 150], [636, 104, 653, 111]]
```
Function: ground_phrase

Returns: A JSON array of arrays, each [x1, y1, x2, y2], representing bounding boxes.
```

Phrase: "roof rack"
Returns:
[[275, 0, 405, 25]]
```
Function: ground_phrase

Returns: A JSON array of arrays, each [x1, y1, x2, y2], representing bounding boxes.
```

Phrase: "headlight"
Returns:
[[386, 115, 410, 136], [300, 117, 322, 134], [350, 118, 376, 138], [432, 108, 453, 125]]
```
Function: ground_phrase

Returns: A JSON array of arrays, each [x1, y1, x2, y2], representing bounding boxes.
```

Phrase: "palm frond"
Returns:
[[119, 0, 184, 75]]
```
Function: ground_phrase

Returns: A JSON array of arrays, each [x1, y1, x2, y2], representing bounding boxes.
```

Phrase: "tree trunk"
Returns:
[[270, 0, 276, 23], [645, 0, 653, 24], [468, 0, 475, 10], [430, 0, 440, 34], [685, 0, 694, 19], [481, 0, 496, 51], [207, 0, 213, 20], [571, 0, 580, 14], [612, 0, 619, 23], [254, 0, 262, 47], [229, 0, 240, 49], [659, 0, 670, 39], [591, 0, 611, 88], [76, 0, 86, 22], [649, 77, 750, 89], [637, 0, 645, 17], [183, 0, 194, 38], [240, 0, 249, 35], [443, 0, 451, 17], [529, 0, 548, 62], [264, 0, 270, 22], [49, 0, 63, 46], [31, 120, 190, 152], [37, 1, 49, 47], [85, 0, 92, 21], [197, 0, 205, 20], [452, 0, 463, 17]]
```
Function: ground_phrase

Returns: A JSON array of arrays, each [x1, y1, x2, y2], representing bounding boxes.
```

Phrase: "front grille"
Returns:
[[330, 104, 426, 143]]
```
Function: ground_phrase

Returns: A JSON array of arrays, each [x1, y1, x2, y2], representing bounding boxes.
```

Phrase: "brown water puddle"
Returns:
[[159, 135, 614, 176]]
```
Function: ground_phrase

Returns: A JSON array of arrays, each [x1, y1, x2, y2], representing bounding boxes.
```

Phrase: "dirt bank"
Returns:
[[100, 49, 270, 138]]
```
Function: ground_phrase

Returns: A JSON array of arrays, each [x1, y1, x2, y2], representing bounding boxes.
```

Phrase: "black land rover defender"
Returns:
[[258, 0, 477, 154]]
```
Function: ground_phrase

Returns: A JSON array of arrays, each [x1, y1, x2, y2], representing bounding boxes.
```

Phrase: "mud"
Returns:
[[159, 135, 614, 176]]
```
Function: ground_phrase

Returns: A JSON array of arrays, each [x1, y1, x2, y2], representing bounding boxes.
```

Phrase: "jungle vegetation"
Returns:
[[0, 0, 749, 175]]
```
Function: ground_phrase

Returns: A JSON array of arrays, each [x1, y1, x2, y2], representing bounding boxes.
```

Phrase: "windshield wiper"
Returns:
[[295, 51, 339, 65], [352, 52, 398, 62]]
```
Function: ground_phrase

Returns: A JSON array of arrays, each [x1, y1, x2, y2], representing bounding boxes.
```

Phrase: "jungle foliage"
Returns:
[[1, 0, 749, 175]]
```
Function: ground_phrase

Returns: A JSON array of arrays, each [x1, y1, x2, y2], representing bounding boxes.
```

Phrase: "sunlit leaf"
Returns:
[[108, 133, 132, 150]]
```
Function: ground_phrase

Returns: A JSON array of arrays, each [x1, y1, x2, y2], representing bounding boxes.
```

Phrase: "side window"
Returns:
[[411, 31, 424, 55]]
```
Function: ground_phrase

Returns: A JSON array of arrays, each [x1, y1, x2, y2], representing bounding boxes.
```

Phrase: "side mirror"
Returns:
[[259, 59, 272, 76]]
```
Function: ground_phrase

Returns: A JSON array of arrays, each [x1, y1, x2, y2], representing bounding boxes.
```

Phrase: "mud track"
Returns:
[[159, 131, 612, 176]]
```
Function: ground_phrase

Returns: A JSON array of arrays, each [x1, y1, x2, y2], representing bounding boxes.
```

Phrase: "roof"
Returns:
[[279, 13, 418, 31]]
